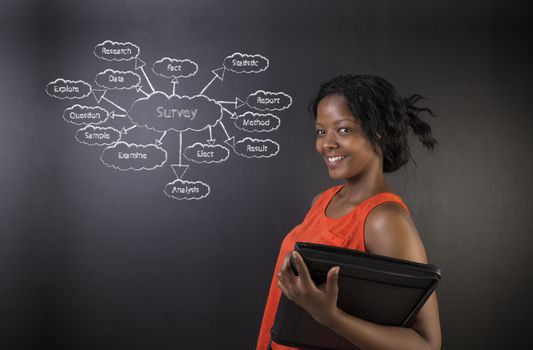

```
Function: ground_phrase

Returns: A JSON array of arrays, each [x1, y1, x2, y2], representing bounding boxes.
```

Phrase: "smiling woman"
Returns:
[[315, 94, 380, 184], [256, 75, 440, 350]]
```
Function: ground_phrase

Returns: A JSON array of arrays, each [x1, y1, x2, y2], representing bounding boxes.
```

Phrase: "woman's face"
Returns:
[[315, 94, 381, 181]]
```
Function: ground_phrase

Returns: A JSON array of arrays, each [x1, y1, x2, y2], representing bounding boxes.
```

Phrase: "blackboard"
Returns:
[[1, 0, 533, 349]]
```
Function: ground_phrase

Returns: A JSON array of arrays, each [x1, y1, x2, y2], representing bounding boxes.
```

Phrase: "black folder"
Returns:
[[270, 242, 441, 350]]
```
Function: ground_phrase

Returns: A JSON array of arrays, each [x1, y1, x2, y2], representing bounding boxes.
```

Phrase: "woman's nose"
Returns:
[[322, 132, 338, 150]]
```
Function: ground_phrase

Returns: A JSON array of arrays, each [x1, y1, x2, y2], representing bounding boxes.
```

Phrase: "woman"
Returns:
[[256, 75, 441, 350]]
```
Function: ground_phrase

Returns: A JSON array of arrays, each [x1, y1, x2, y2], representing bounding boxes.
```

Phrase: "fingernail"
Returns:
[[335, 266, 340, 275], [292, 251, 297, 258]]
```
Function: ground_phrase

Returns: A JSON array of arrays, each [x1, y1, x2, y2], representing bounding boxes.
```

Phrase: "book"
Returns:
[[271, 242, 441, 350]]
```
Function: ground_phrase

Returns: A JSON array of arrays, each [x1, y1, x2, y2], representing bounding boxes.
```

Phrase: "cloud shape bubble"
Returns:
[[234, 137, 279, 158], [183, 143, 230, 164], [152, 58, 198, 79], [94, 40, 140, 61], [223, 52, 269, 74], [94, 69, 141, 90], [164, 179, 210, 200], [246, 90, 292, 111], [75, 125, 121, 146], [128, 92, 222, 132], [63, 105, 108, 125], [45, 79, 92, 99], [100, 142, 167, 171], [234, 112, 280, 132]]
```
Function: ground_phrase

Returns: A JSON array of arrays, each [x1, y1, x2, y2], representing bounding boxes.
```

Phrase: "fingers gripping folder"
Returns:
[[271, 242, 441, 350]]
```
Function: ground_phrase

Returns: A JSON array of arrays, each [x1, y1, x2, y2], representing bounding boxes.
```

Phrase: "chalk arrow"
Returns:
[[221, 107, 237, 119], [109, 111, 127, 119], [199, 67, 225, 95], [218, 121, 235, 148], [212, 67, 225, 81], [101, 96, 127, 113], [218, 97, 245, 109], [235, 97, 245, 109], [156, 131, 167, 146], [224, 137, 235, 148], [120, 125, 137, 135], [171, 77, 179, 96], [207, 125, 216, 145], [92, 89, 106, 103], [135, 58, 155, 93], [135, 85, 149, 97], [171, 164, 189, 180], [134, 58, 146, 70], [175, 131, 188, 174]]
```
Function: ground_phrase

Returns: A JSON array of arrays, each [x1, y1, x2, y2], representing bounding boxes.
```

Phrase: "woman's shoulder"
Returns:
[[311, 192, 322, 207], [364, 201, 428, 263]]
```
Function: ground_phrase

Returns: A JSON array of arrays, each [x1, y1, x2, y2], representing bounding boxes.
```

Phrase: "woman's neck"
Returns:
[[339, 167, 391, 205]]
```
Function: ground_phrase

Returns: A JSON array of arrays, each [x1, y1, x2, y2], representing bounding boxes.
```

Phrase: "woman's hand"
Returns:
[[277, 251, 341, 326]]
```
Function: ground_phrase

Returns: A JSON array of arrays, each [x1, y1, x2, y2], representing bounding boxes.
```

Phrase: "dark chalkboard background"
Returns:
[[1, 0, 532, 349]]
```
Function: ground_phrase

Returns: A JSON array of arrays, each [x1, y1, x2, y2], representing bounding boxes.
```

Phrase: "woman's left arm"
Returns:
[[277, 203, 441, 350]]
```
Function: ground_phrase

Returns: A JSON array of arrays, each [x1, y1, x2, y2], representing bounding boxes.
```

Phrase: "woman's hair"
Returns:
[[310, 74, 437, 173]]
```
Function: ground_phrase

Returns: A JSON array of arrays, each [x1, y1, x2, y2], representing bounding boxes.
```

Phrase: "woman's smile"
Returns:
[[325, 155, 348, 167]]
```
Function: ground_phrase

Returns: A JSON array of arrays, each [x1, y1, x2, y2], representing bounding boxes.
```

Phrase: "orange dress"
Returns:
[[256, 185, 409, 350]]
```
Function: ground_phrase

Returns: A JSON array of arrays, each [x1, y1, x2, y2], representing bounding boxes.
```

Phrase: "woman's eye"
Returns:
[[315, 129, 325, 136], [338, 127, 352, 134]]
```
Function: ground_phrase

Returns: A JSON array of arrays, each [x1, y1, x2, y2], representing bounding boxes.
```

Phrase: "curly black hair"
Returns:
[[310, 74, 437, 173]]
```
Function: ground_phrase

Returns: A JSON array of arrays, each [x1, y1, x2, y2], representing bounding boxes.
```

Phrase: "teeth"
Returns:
[[328, 156, 344, 162]]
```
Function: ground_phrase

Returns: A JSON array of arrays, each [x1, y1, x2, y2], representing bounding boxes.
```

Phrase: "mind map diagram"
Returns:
[[45, 40, 292, 200]]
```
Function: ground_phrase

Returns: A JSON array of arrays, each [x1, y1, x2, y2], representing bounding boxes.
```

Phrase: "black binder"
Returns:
[[270, 242, 441, 350]]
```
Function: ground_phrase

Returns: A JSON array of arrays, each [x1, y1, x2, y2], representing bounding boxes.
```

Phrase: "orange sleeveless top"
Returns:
[[256, 185, 409, 350]]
